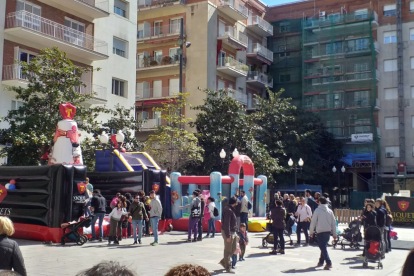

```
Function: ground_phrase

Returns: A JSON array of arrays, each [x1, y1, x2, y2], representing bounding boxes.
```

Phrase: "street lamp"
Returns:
[[220, 148, 239, 170], [100, 130, 125, 171], [232, 148, 239, 158], [288, 158, 304, 196], [332, 165, 346, 207]]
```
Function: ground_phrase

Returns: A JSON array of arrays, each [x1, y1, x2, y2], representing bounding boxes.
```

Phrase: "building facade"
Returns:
[[135, 0, 273, 140], [267, 0, 414, 194], [0, 0, 137, 164]]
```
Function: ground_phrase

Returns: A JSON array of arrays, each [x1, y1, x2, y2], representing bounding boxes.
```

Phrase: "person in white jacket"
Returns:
[[295, 197, 312, 246], [149, 190, 163, 246], [108, 200, 128, 245], [205, 197, 216, 238]]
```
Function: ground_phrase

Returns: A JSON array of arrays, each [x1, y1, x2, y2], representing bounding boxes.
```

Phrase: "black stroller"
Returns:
[[363, 226, 384, 269], [60, 215, 93, 246], [333, 219, 362, 249], [262, 216, 295, 248]]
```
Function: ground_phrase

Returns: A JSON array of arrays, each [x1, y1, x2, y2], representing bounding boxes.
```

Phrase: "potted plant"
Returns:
[[241, 65, 249, 72], [143, 56, 151, 67], [254, 68, 260, 80], [162, 56, 172, 65], [150, 59, 158, 66], [224, 57, 231, 66]]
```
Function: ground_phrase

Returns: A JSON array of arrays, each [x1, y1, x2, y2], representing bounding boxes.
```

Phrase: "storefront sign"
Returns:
[[351, 133, 373, 143], [0, 208, 12, 216], [386, 196, 414, 225], [400, 190, 411, 197]]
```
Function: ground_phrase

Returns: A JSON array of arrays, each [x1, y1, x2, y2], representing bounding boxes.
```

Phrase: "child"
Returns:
[[108, 200, 128, 245], [232, 236, 241, 269], [238, 223, 249, 261]]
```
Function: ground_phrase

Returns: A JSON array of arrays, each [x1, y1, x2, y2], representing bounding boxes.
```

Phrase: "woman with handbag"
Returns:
[[108, 200, 128, 245], [180, 191, 201, 242], [295, 197, 312, 246]]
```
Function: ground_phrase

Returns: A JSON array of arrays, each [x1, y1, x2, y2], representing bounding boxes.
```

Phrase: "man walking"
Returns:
[[149, 190, 162, 246], [129, 194, 148, 245], [309, 197, 337, 270], [305, 189, 318, 212], [196, 189, 205, 241], [219, 197, 238, 274], [283, 194, 290, 209], [240, 190, 249, 229], [90, 189, 106, 242]]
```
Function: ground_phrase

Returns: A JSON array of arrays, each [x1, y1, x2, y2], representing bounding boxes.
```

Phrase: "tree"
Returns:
[[0, 47, 144, 170], [252, 89, 344, 189], [187, 89, 279, 182], [144, 93, 204, 173]]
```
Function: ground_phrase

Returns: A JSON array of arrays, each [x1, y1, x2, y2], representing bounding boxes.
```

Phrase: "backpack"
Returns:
[[191, 199, 201, 218], [247, 201, 252, 210], [213, 207, 219, 217]]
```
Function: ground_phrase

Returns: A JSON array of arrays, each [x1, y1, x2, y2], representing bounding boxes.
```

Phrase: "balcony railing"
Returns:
[[5, 11, 108, 55], [247, 71, 273, 86], [77, 0, 109, 12], [217, 57, 249, 74], [219, 0, 248, 18], [138, 0, 185, 9], [2, 64, 30, 81], [218, 26, 248, 46], [249, 16, 273, 35], [142, 118, 161, 129], [137, 23, 184, 39], [136, 86, 183, 99], [229, 89, 247, 104], [137, 55, 183, 69], [248, 43, 273, 62], [273, 44, 300, 53], [304, 10, 378, 28]]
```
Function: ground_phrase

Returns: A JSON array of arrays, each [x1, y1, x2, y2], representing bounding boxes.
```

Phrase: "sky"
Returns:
[[263, 0, 300, 7]]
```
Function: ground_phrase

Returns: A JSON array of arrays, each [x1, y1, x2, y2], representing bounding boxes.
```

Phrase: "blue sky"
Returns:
[[263, 0, 298, 6]]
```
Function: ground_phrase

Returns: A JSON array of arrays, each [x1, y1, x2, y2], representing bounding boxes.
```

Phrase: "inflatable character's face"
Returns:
[[59, 103, 77, 120], [171, 191, 180, 201]]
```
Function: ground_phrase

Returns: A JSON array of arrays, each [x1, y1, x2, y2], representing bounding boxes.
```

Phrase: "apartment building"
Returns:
[[267, 0, 414, 194], [0, 0, 137, 164], [135, 0, 273, 140]]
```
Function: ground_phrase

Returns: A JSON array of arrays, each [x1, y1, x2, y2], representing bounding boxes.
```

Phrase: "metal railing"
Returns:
[[136, 86, 183, 98], [142, 118, 162, 129], [217, 57, 249, 72], [235, 90, 247, 104], [248, 43, 273, 62], [91, 84, 107, 100], [219, 0, 248, 18], [247, 71, 272, 85], [273, 44, 300, 53], [305, 10, 378, 28], [78, 0, 109, 12], [249, 15, 273, 35], [5, 11, 108, 55], [137, 23, 184, 39], [138, 0, 185, 8], [2, 64, 29, 81], [136, 55, 183, 69], [218, 26, 247, 46]]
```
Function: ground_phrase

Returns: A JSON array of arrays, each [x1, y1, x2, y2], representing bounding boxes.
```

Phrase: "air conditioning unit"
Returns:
[[386, 152, 395, 158]]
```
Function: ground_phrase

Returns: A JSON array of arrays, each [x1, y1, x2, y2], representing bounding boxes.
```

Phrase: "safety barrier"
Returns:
[[334, 209, 361, 224]]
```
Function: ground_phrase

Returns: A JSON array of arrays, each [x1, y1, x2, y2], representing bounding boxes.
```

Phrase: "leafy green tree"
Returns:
[[187, 89, 279, 182], [144, 93, 204, 173]]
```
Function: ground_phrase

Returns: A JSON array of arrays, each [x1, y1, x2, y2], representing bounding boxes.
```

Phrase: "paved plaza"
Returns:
[[16, 225, 411, 276]]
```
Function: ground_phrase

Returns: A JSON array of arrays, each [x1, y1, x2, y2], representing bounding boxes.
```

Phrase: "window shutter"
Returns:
[[384, 4, 396, 11], [410, 1, 414, 11]]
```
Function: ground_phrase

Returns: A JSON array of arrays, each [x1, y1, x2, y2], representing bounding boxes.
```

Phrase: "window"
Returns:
[[412, 116, 414, 128], [170, 18, 182, 34], [217, 80, 225, 90], [348, 90, 369, 106], [354, 63, 368, 72], [411, 86, 414, 98], [385, 88, 398, 100], [64, 18, 85, 47], [385, 146, 399, 158], [326, 42, 342, 54], [355, 9, 368, 19], [384, 31, 397, 44], [384, 59, 397, 72], [112, 79, 125, 97], [138, 24, 144, 38], [19, 50, 36, 79], [11, 100, 24, 110], [385, 117, 399, 129], [141, 111, 149, 119], [384, 4, 396, 17], [169, 78, 179, 96], [411, 57, 414, 69], [16, 0, 41, 31], [328, 13, 340, 23], [154, 21, 162, 35], [169, 48, 180, 60], [113, 37, 126, 57], [279, 21, 290, 33], [114, 0, 127, 18], [410, 29, 414, 40], [355, 38, 368, 51], [279, 74, 291, 83], [410, 1, 414, 12], [153, 80, 162, 97]]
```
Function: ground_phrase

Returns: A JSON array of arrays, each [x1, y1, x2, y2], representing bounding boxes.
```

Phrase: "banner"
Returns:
[[351, 133, 373, 143], [386, 196, 414, 226]]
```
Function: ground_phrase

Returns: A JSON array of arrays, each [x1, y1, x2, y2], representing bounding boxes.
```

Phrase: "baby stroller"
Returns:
[[333, 219, 362, 249], [262, 216, 295, 248], [363, 226, 384, 269], [60, 215, 93, 246]]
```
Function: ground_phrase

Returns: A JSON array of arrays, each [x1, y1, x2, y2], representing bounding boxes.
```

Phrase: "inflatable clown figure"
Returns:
[[48, 103, 83, 165]]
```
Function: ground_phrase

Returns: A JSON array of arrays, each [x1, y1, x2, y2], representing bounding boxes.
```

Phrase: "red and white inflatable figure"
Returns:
[[49, 103, 83, 165]]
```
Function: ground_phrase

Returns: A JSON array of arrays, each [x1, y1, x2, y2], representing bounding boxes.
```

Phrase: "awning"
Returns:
[[136, 98, 177, 106]]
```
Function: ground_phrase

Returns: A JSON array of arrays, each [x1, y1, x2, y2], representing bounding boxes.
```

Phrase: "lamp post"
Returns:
[[332, 165, 345, 206], [177, 18, 191, 128], [219, 148, 239, 170], [99, 130, 125, 171], [288, 158, 304, 196]]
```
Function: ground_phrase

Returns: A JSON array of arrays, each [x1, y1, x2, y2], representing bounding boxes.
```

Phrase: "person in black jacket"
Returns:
[[233, 194, 241, 228], [0, 217, 27, 276], [375, 199, 387, 257], [196, 190, 205, 241], [269, 200, 286, 255], [90, 189, 107, 242]]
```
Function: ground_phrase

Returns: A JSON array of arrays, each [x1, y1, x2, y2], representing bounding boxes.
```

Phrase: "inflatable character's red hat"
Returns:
[[59, 103, 77, 120]]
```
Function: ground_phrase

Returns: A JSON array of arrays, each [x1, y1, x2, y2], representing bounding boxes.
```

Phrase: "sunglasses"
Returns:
[[135, 197, 139, 199]]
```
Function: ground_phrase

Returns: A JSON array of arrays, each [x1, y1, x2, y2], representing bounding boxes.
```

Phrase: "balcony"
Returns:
[[218, 26, 247, 50], [304, 10, 378, 29], [5, 11, 108, 61], [138, 0, 186, 13], [136, 87, 182, 100], [136, 55, 184, 71], [2, 64, 30, 88], [229, 89, 247, 105], [141, 118, 161, 130], [247, 43, 273, 64], [247, 16, 273, 37], [37, 0, 109, 21], [78, 84, 107, 104], [217, 57, 248, 77], [246, 71, 273, 88], [137, 23, 184, 43], [218, 0, 248, 21]]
